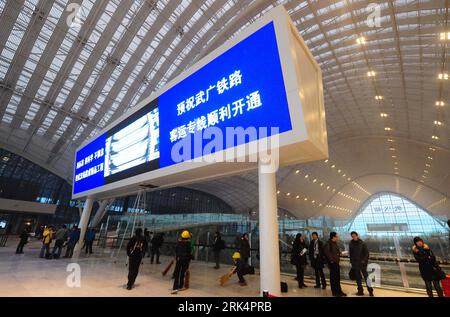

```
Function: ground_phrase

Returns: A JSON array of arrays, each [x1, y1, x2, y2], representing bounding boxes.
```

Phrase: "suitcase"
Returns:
[[247, 265, 255, 275], [442, 275, 450, 297], [281, 282, 288, 293]]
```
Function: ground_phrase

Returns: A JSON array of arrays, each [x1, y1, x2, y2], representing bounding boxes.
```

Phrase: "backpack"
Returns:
[[130, 240, 144, 256]]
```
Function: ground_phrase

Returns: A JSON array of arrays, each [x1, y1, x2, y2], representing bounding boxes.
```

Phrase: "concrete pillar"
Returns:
[[74, 197, 94, 254], [258, 160, 281, 296]]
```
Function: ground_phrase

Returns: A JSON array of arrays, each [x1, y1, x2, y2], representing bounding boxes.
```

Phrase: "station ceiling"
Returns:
[[0, 0, 449, 219]]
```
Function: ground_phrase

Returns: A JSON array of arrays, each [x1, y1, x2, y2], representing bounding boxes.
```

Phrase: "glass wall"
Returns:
[[0, 148, 79, 232]]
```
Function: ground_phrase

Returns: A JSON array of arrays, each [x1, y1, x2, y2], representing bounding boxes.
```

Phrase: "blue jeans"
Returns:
[[40, 244, 50, 258]]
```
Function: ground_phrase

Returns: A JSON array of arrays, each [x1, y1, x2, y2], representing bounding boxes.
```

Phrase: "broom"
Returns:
[[162, 260, 174, 276], [219, 266, 236, 286]]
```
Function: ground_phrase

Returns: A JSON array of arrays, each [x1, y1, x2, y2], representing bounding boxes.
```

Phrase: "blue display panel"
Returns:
[[73, 21, 292, 196], [73, 134, 106, 194], [158, 22, 291, 167]]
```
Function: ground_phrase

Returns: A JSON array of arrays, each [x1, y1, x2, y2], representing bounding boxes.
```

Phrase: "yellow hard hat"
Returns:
[[232, 252, 241, 259], [181, 230, 190, 239]]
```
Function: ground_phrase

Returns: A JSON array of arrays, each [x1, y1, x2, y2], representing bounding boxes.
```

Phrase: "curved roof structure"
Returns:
[[0, 0, 449, 219]]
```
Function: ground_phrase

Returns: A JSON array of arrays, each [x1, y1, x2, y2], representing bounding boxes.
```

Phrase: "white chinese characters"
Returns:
[[176, 70, 243, 117], [169, 90, 262, 143]]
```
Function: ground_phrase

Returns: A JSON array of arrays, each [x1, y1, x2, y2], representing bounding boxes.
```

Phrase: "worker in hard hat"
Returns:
[[171, 230, 192, 294], [232, 251, 248, 286]]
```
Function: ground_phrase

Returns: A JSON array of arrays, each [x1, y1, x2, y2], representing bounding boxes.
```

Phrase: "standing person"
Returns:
[[64, 226, 80, 258], [52, 225, 68, 259], [291, 233, 308, 288], [144, 229, 151, 257], [126, 228, 147, 290], [309, 232, 327, 289], [171, 230, 192, 294], [85, 228, 95, 255], [16, 228, 29, 254], [150, 232, 164, 264], [39, 226, 53, 259], [212, 232, 226, 269], [349, 231, 374, 296], [239, 233, 251, 266], [412, 237, 444, 297], [324, 232, 347, 297]]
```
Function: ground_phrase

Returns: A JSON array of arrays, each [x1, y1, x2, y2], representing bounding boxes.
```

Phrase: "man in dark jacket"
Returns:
[[239, 233, 251, 266], [309, 232, 327, 289], [292, 233, 308, 288], [64, 226, 80, 258], [212, 232, 226, 269], [126, 228, 147, 290], [324, 232, 346, 297], [172, 230, 192, 294], [349, 231, 373, 296], [150, 233, 164, 264], [52, 225, 68, 258], [16, 228, 29, 254], [412, 236, 444, 297], [84, 228, 95, 255]]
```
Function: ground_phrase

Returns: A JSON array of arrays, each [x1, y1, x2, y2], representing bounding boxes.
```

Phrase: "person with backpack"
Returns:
[[412, 236, 444, 297], [324, 232, 347, 297], [349, 231, 374, 296], [126, 228, 147, 290], [52, 225, 68, 259], [309, 232, 327, 289], [212, 232, 226, 269], [150, 232, 164, 264], [16, 228, 29, 254], [39, 226, 53, 259], [291, 233, 308, 288], [171, 230, 192, 294]]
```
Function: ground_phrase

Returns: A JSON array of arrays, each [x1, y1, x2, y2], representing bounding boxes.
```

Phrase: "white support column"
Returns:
[[74, 197, 94, 254], [258, 160, 281, 296]]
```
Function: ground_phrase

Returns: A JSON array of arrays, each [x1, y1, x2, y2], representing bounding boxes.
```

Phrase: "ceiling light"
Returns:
[[375, 95, 384, 100], [277, 190, 280, 194], [324, 159, 329, 163], [380, 113, 388, 117], [433, 121, 443, 126], [394, 167, 399, 170], [367, 70, 376, 77], [385, 127, 392, 131], [391, 155, 397, 158], [295, 170, 300, 174], [422, 175, 427, 178], [286, 192, 291, 196], [435, 101, 445, 107], [429, 147, 436, 151], [356, 36, 366, 44], [427, 156, 433, 160], [343, 174, 346, 177], [337, 169, 341, 173], [432, 135, 439, 140], [304, 198, 308, 201], [331, 165, 335, 168], [326, 186, 330, 190], [389, 147, 396, 151], [439, 32, 450, 40], [424, 170, 429, 174], [438, 73, 449, 80], [394, 162, 398, 165], [296, 195, 300, 199], [425, 164, 431, 167], [304, 174, 309, 178], [347, 177, 351, 181]]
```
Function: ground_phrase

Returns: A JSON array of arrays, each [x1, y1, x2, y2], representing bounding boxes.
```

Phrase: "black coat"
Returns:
[[412, 244, 439, 281], [239, 239, 250, 259], [175, 239, 192, 261], [212, 236, 226, 252], [324, 240, 341, 264], [151, 234, 164, 249], [126, 236, 147, 258], [349, 239, 369, 269], [308, 239, 326, 269], [292, 240, 308, 266]]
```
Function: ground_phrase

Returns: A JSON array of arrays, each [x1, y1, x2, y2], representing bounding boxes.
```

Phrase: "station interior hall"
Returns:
[[0, 0, 449, 298]]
